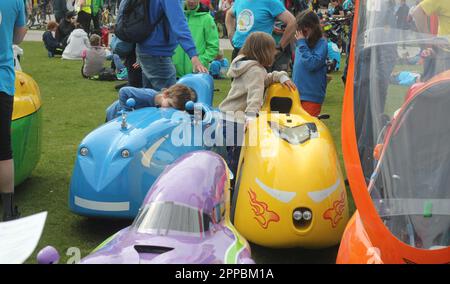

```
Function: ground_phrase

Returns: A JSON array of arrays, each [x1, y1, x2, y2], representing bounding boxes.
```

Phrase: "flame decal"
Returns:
[[323, 191, 346, 228], [248, 189, 280, 229]]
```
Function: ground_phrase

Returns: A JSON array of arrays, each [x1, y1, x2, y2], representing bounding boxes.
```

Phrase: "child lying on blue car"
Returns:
[[105, 84, 197, 121]]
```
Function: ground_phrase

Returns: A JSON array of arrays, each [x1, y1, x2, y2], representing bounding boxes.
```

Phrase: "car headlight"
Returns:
[[80, 147, 89, 156], [121, 149, 130, 158], [293, 210, 303, 221], [302, 210, 312, 221], [293, 207, 313, 229], [269, 122, 317, 145]]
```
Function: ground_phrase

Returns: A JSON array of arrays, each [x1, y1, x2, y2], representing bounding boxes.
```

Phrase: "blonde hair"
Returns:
[[239, 32, 276, 67]]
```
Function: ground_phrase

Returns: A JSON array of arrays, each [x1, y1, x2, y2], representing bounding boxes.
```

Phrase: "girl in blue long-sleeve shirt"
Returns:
[[292, 10, 328, 117]]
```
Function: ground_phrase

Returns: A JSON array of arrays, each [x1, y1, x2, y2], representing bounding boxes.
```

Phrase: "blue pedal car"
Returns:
[[69, 74, 221, 218]]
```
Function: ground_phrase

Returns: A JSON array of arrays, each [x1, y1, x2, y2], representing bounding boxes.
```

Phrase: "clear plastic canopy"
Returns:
[[132, 202, 213, 236], [352, 0, 450, 249]]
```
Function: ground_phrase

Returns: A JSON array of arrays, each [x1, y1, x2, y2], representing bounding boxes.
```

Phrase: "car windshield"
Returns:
[[132, 202, 212, 236], [352, 0, 450, 249]]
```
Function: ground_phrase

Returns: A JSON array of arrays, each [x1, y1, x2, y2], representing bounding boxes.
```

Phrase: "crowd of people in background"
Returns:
[[34, 0, 357, 84], [34, 1, 357, 89], [34, 0, 356, 164], [28, 0, 447, 86]]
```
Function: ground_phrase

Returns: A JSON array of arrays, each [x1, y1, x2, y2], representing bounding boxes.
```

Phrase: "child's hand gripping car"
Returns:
[[69, 74, 221, 218], [232, 84, 349, 248], [40, 151, 254, 264], [12, 71, 42, 186]]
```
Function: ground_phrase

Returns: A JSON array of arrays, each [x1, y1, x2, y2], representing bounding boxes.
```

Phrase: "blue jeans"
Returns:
[[106, 54, 126, 72], [137, 53, 176, 91], [221, 120, 244, 183], [105, 87, 158, 122]]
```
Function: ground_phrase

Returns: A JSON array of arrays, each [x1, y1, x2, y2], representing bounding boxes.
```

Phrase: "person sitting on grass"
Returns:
[[62, 23, 90, 60], [56, 11, 77, 48], [105, 84, 197, 122], [209, 50, 229, 79], [42, 21, 64, 57], [81, 34, 128, 80], [390, 71, 421, 87]]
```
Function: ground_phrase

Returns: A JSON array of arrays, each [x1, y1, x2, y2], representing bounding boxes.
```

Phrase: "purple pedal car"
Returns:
[[38, 151, 254, 264]]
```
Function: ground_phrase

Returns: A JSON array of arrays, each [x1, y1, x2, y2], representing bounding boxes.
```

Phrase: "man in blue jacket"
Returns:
[[138, 0, 208, 91], [0, 0, 27, 221]]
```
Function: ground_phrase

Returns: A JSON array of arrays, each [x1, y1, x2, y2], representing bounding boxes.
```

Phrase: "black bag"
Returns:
[[115, 0, 166, 43], [98, 68, 118, 81]]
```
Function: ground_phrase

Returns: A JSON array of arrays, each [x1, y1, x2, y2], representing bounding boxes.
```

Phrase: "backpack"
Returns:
[[115, 0, 166, 43], [98, 68, 118, 81]]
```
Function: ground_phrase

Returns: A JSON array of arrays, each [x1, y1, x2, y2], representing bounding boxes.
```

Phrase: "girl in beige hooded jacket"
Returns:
[[219, 32, 296, 122], [218, 32, 296, 181]]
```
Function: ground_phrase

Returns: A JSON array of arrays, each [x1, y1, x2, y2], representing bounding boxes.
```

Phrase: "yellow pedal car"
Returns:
[[231, 84, 349, 248]]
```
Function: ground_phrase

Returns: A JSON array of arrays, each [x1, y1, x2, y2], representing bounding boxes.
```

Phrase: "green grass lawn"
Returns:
[[10, 41, 350, 264]]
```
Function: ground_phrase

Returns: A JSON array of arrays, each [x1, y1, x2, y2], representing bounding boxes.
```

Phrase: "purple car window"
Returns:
[[133, 202, 213, 235]]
